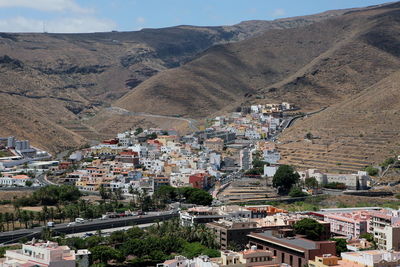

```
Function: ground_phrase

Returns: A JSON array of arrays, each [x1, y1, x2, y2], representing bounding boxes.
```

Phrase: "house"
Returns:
[[189, 173, 210, 189], [115, 150, 139, 165], [248, 229, 336, 267]]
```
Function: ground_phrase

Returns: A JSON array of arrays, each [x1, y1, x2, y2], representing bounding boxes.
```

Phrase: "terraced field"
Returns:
[[278, 130, 399, 173], [218, 179, 278, 204]]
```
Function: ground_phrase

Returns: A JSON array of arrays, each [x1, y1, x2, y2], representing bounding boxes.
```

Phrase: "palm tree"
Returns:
[[20, 210, 29, 229], [42, 206, 49, 224], [0, 213, 4, 232], [29, 211, 35, 227], [49, 207, 55, 222], [36, 212, 43, 225]]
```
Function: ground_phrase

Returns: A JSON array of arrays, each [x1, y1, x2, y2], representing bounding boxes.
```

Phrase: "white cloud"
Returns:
[[135, 16, 146, 24], [0, 16, 117, 33], [271, 8, 286, 18], [0, 0, 93, 13]]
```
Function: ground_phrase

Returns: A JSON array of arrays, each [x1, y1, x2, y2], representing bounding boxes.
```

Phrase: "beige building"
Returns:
[[221, 246, 279, 267], [309, 254, 363, 267]]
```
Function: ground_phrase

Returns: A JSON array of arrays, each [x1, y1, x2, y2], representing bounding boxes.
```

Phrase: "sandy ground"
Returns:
[[0, 191, 33, 201]]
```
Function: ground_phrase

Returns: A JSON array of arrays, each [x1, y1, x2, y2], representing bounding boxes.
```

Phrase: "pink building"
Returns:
[[323, 211, 372, 238]]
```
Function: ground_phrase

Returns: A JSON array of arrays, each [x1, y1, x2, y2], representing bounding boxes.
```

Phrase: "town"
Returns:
[[0, 101, 399, 267]]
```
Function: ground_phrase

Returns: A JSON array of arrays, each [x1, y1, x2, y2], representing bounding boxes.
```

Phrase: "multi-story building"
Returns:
[[239, 148, 251, 171], [322, 211, 371, 239], [207, 218, 289, 250], [370, 209, 400, 251], [152, 175, 170, 191], [248, 229, 336, 267]]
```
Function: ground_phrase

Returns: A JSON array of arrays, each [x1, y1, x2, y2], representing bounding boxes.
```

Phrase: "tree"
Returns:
[[134, 127, 143, 136], [288, 187, 308, 197], [25, 180, 33, 187], [272, 165, 300, 194], [187, 190, 213, 206], [99, 184, 109, 200], [365, 166, 379, 176], [330, 238, 347, 255], [304, 177, 318, 189], [293, 218, 325, 241], [90, 246, 123, 263], [305, 132, 313, 140]]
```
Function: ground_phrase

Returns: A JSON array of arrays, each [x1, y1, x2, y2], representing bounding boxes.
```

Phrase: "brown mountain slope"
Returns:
[[0, 11, 351, 152], [116, 2, 400, 118], [278, 70, 400, 172]]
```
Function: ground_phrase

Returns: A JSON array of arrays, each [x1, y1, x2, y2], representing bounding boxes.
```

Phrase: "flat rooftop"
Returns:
[[249, 230, 327, 251]]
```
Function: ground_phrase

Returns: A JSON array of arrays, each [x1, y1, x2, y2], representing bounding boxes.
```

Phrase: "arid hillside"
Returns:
[[117, 2, 400, 118], [1, 2, 400, 156], [278, 70, 400, 172], [0, 10, 351, 152]]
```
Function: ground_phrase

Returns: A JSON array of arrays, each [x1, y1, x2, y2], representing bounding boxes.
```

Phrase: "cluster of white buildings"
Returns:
[[0, 136, 51, 170]]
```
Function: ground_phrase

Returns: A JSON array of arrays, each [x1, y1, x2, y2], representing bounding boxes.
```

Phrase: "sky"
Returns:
[[0, 0, 393, 33]]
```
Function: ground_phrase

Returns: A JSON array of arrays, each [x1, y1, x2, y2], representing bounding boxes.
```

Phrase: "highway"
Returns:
[[0, 211, 178, 244]]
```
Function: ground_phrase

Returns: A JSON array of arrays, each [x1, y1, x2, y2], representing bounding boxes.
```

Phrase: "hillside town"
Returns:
[[0, 102, 399, 267]]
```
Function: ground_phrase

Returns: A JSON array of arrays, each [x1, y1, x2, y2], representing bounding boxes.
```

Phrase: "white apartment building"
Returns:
[[0, 175, 31, 187], [0, 241, 89, 267], [370, 209, 400, 251]]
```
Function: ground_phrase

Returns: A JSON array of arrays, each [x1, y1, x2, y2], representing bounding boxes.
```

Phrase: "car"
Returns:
[[75, 218, 85, 224], [47, 221, 55, 227], [67, 222, 76, 227]]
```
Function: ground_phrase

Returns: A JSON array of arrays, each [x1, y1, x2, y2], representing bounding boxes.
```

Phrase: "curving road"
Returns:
[[107, 106, 199, 131]]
